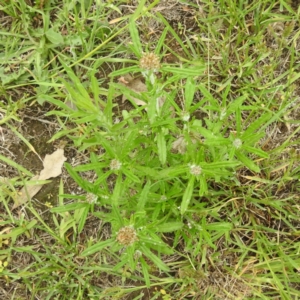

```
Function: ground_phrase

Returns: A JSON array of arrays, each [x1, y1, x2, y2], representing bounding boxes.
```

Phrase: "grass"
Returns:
[[1, 0, 300, 299]]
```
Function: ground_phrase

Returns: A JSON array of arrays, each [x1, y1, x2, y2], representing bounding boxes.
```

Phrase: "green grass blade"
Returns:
[[181, 176, 195, 214], [0, 154, 33, 177], [80, 238, 115, 256]]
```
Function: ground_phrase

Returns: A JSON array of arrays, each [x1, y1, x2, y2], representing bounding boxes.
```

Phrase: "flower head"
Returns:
[[139, 52, 160, 72], [181, 111, 190, 122], [233, 138, 242, 149], [86, 193, 97, 204], [110, 159, 122, 170], [189, 164, 202, 176], [116, 226, 138, 246]]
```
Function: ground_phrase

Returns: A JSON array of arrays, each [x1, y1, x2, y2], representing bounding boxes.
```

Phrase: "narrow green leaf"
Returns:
[[147, 97, 156, 124], [184, 77, 196, 110], [181, 176, 195, 214], [19, 179, 51, 186], [157, 13, 190, 58], [25, 219, 38, 230], [140, 244, 170, 271], [198, 84, 218, 107], [157, 132, 166, 165], [42, 95, 73, 111], [137, 181, 151, 212], [243, 145, 269, 158], [0, 227, 28, 239], [126, 245, 136, 271], [50, 203, 89, 213], [120, 130, 139, 157], [205, 222, 233, 231], [58, 58, 90, 100], [202, 161, 240, 169], [65, 163, 87, 189], [235, 151, 260, 172], [197, 126, 218, 139], [155, 27, 168, 54], [105, 81, 114, 124], [199, 175, 208, 196], [109, 66, 140, 78], [226, 94, 247, 115], [131, 0, 148, 20], [201, 228, 217, 250], [113, 259, 128, 273], [156, 165, 188, 179], [162, 66, 205, 76], [112, 204, 124, 226], [140, 257, 150, 287], [135, 166, 159, 178], [129, 20, 142, 57], [59, 218, 75, 239], [122, 167, 140, 183], [94, 171, 112, 185], [0, 220, 37, 239], [155, 222, 183, 233], [236, 106, 241, 134], [45, 28, 64, 44], [0, 154, 33, 177], [240, 176, 272, 184], [58, 178, 64, 207], [91, 75, 100, 106], [62, 79, 97, 114], [243, 112, 272, 138], [80, 239, 115, 256], [73, 162, 107, 172], [96, 136, 115, 157], [111, 175, 123, 206]]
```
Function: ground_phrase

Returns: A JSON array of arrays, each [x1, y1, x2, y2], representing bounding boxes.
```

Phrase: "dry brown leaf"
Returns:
[[13, 175, 43, 209], [119, 75, 147, 106], [172, 136, 187, 154], [13, 149, 67, 209], [118, 74, 175, 116], [172, 136, 197, 154], [39, 149, 67, 180], [109, 18, 122, 25]]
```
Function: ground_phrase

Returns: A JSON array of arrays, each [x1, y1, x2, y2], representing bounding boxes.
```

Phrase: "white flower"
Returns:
[[86, 193, 97, 204], [110, 159, 122, 170], [134, 250, 142, 259], [182, 112, 190, 122], [233, 138, 242, 149], [189, 164, 202, 176]]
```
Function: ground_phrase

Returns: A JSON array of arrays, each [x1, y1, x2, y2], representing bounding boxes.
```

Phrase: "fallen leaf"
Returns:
[[119, 74, 147, 106], [172, 136, 196, 154], [109, 18, 123, 25], [13, 148, 67, 209], [118, 75, 174, 116], [39, 149, 67, 180], [118, 76, 129, 84], [172, 136, 187, 154]]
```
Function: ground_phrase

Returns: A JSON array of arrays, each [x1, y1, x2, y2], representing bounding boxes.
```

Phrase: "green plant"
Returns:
[[42, 17, 278, 291]]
